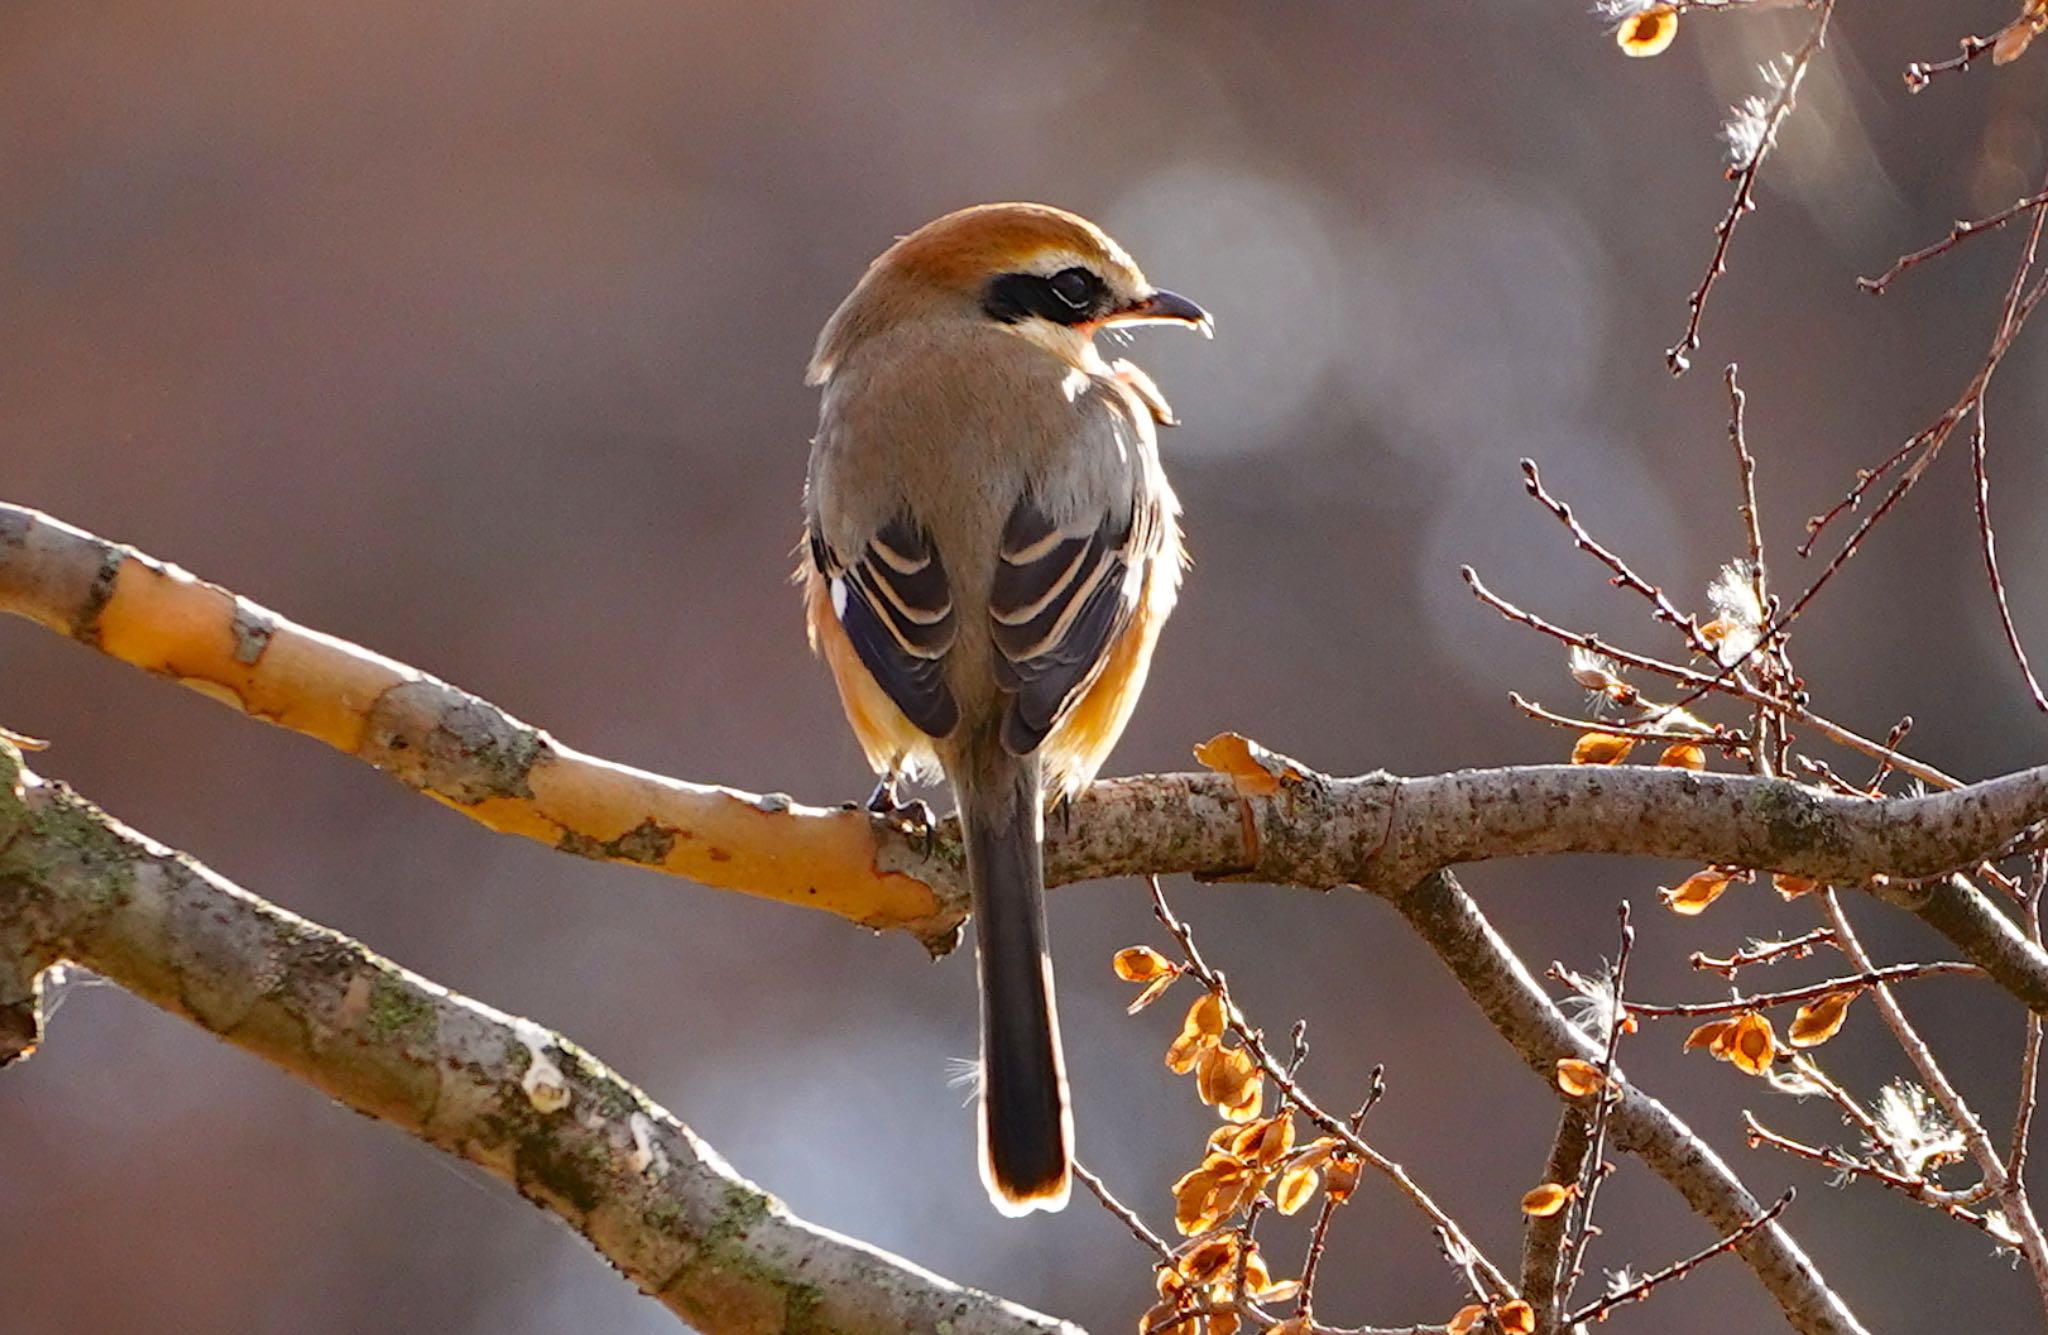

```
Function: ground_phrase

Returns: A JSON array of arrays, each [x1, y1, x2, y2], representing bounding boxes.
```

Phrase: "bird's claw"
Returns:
[[866, 772, 937, 854], [864, 771, 904, 815]]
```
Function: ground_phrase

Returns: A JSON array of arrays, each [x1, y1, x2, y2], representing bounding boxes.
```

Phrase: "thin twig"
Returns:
[[1558, 906, 1634, 1304], [1860, 190, 2048, 293], [1296, 1191, 1345, 1321], [1726, 364, 1767, 594], [1865, 717, 1914, 795], [1692, 929, 1839, 977], [1296, 1092, 1374, 1321], [1796, 434, 1925, 560], [1438, 1226, 1504, 1310], [1075, 1160, 1174, 1263], [1464, 566, 1960, 789], [1724, 364, 1780, 775], [1669, 0, 1807, 12], [1790, 168, 2048, 621], [1783, 1055, 1888, 1158], [1508, 692, 1735, 749], [2013, 1018, 2044, 1181], [1666, 0, 1837, 374], [1745, 1113, 2003, 1230], [2010, 860, 2048, 1311], [1969, 401, 2048, 710], [1797, 755, 1873, 796], [1146, 878, 1516, 1300], [1563, 1190, 1795, 1327], [1629, 963, 1983, 1018], [1522, 458, 1718, 659], [1819, 889, 2048, 1300], [1902, 33, 1998, 91], [2011, 858, 2046, 1188]]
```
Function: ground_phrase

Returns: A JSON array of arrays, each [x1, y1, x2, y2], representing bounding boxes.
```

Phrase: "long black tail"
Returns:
[[960, 754, 1071, 1214]]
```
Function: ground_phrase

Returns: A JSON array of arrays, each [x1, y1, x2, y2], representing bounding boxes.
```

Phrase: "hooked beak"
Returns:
[[1106, 288, 1213, 336]]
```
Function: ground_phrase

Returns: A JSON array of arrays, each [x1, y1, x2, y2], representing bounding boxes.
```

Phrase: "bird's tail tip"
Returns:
[[982, 1160, 1072, 1216]]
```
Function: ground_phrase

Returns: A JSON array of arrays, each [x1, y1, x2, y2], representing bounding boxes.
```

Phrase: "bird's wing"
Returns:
[[808, 516, 960, 738], [989, 493, 1145, 757]]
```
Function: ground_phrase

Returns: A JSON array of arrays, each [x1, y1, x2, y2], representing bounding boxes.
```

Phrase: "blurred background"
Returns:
[[5, 2, 2048, 1330]]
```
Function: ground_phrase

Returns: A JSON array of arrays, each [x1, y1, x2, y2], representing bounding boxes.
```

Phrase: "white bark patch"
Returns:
[[627, 1111, 667, 1178], [512, 1017, 570, 1114]]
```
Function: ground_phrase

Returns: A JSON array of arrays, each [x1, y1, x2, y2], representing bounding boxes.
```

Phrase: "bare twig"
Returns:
[[1076, 1160, 1175, 1263], [1297, 1089, 1375, 1320], [1296, 1189, 1347, 1321], [1558, 906, 1634, 1303], [1724, 364, 1782, 774], [1666, 0, 1837, 374], [1790, 168, 2048, 626], [1692, 929, 1839, 977], [2010, 859, 2046, 1188], [1968, 402, 2048, 710], [1820, 890, 2048, 1306], [1860, 190, 2048, 293], [1902, 33, 1999, 91], [1507, 691, 1735, 749], [1726, 365, 1767, 592], [1865, 717, 1914, 795], [1745, 1114, 2003, 1232], [1465, 565, 1960, 789], [1783, 1056, 1888, 1157], [1438, 1225, 1504, 1310], [1563, 1190, 1795, 1327], [1521, 459, 1717, 659], [2014, 1015, 2044, 1183], [1145, 878, 1516, 1300], [1629, 963, 1983, 1018]]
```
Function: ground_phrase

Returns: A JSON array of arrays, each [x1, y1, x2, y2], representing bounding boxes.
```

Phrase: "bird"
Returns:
[[799, 202, 1209, 1214]]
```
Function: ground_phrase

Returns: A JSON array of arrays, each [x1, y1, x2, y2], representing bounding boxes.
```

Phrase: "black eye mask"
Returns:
[[982, 265, 1111, 326]]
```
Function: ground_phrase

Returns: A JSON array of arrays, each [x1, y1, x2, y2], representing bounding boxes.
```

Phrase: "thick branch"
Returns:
[[1871, 874, 2048, 1013], [0, 504, 962, 946], [0, 745, 1074, 1335], [1054, 761, 2048, 1012], [10, 502, 2048, 1004], [1058, 762, 2048, 894], [0, 505, 1936, 1324]]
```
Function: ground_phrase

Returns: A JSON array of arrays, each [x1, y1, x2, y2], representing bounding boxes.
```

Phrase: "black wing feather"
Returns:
[[990, 497, 1138, 756], [812, 517, 960, 738]]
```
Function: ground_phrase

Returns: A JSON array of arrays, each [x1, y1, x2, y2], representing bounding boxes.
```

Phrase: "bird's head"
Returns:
[[808, 202, 1210, 383]]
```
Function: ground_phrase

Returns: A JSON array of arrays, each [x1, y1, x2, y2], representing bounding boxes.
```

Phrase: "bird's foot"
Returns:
[[865, 771, 936, 852]]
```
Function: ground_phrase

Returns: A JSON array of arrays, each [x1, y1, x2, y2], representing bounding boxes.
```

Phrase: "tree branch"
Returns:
[[20, 501, 2048, 1329], [0, 744, 1074, 1335], [10, 501, 2048, 1006], [0, 504, 965, 948], [1519, 1107, 1590, 1333], [1392, 871, 1863, 1335]]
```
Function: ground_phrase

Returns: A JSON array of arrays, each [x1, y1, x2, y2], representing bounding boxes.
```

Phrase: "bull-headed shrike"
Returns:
[[800, 203, 1208, 1213]]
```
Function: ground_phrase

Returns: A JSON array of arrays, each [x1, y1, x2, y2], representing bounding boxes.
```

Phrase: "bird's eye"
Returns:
[[982, 266, 1109, 326], [1048, 267, 1100, 310]]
